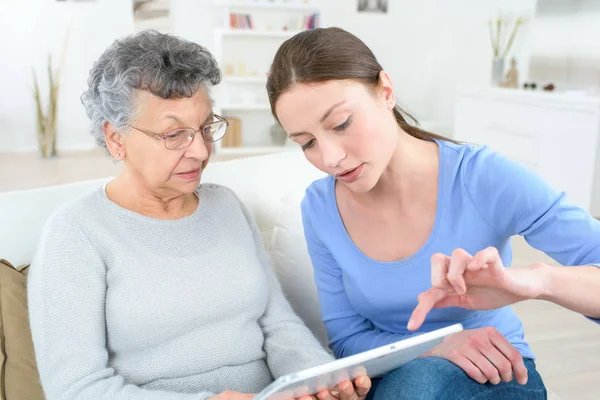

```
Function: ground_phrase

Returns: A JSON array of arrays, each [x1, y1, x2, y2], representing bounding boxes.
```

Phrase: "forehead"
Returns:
[[135, 87, 212, 118], [275, 80, 369, 126]]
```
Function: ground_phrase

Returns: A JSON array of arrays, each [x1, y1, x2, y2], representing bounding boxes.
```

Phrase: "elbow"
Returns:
[[330, 339, 350, 359]]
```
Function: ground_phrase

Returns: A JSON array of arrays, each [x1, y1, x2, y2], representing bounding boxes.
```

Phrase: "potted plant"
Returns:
[[489, 15, 524, 86], [33, 55, 60, 158]]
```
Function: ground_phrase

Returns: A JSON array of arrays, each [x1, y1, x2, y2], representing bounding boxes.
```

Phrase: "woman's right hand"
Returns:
[[209, 391, 255, 400], [422, 326, 528, 385], [208, 375, 370, 400]]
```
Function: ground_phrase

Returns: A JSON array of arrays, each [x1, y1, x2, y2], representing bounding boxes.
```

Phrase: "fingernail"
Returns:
[[520, 377, 528, 385]]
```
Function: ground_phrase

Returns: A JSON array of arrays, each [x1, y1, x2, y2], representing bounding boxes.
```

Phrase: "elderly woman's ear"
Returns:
[[103, 122, 125, 161]]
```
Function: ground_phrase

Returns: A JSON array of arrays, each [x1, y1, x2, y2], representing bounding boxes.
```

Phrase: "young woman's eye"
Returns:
[[301, 139, 315, 151], [333, 116, 352, 131]]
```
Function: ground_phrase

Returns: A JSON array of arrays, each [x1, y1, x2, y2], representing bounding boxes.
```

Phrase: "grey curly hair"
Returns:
[[81, 30, 221, 153]]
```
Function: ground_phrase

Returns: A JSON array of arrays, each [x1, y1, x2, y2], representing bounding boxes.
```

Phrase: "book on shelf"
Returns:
[[229, 13, 254, 29], [228, 12, 319, 32], [221, 117, 243, 147], [298, 13, 319, 30]]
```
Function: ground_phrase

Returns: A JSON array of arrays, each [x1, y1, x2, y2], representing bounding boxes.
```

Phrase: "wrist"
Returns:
[[531, 262, 554, 301]]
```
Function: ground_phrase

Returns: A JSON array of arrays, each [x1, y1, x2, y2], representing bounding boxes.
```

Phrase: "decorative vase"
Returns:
[[491, 57, 505, 87], [270, 122, 287, 146], [38, 123, 58, 158]]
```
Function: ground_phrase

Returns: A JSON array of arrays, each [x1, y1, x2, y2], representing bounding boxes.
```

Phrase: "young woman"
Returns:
[[266, 27, 600, 400]]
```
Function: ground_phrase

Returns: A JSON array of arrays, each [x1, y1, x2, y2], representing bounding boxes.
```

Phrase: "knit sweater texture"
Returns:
[[28, 183, 333, 400]]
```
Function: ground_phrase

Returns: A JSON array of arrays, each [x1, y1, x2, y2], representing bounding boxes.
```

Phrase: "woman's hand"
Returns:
[[422, 327, 528, 385], [209, 376, 370, 400], [408, 247, 546, 331]]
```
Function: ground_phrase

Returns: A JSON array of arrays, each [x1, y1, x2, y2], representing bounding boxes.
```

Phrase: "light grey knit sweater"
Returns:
[[28, 183, 333, 400]]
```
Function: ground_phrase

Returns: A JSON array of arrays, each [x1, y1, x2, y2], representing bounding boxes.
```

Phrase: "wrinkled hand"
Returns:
[[209, 376, 371, 400], [312, 376, 371, 400], [422, 327, 528, 385], [408, 247, 545, 331]]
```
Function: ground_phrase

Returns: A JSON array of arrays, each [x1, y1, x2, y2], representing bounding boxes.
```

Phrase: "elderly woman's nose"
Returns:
[[185, 133, 210, 159]]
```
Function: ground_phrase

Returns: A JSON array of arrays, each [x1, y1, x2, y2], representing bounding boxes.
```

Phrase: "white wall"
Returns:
[[319, 0, 536, 136], [171, 0, 536, 138], [171, 0, 217, 53], [0, 0, 537, 153], [528, 0, 600, 91], [0, 0, 134, 154]]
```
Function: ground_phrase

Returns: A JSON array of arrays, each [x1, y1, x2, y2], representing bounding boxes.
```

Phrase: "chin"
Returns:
[[339, 176, 377, 194]]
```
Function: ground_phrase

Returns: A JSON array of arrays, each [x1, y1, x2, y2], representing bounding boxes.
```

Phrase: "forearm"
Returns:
[[537, 264, 600, 318]]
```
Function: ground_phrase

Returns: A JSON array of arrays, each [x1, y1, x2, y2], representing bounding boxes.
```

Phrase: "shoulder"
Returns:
[[197, 182, 244, 207], [197, 182, 255, 225], [301, 175, 333, 215], [438, 139, 494, 169], [438, 139, 532, 188], [42, 187, 104, 236]]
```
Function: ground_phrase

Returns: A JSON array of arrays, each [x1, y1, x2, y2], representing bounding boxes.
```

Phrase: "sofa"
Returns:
[[0, 151, 567, 399], [0, 151, 332, 399]]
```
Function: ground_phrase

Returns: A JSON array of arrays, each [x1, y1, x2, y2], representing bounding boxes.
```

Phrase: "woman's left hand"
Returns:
[[407, 247, 546, 331], [296, 376, 371, 400]]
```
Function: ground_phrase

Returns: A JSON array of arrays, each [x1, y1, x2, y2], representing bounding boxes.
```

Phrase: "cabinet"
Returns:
[[453, 87, 600, 216]]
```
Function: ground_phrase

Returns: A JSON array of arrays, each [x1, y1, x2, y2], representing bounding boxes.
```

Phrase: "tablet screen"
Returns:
[[255, 324, 463, 400]]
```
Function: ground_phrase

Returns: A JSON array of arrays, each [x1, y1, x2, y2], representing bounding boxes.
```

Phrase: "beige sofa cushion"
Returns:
[[0, 259, 43, 400]]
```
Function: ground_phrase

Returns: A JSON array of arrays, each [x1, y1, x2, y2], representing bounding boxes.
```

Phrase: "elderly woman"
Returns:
[[27, 30, 370, 400]]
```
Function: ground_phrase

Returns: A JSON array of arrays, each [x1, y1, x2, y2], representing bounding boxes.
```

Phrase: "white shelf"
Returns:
[[223, 76, 268, 83], [216, 28, 303, 38], [214, 0, 320, 12], [220, 103, 271, 111], [218, 145, 299, 155]]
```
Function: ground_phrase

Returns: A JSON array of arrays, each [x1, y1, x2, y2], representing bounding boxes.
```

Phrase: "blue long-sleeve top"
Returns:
[[301, 139, 600, 360]]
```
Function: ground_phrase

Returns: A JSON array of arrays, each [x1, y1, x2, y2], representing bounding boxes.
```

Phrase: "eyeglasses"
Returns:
[[130, 114, 229, 150]]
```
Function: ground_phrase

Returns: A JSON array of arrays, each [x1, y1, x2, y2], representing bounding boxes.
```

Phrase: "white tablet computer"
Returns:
[[254, 323, 463, 400]]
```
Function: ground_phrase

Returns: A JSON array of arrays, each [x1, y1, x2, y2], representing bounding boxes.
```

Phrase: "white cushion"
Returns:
[[0, 178, 111, 266], [267, 185, 329, 348], [0, 152, 329, 348]]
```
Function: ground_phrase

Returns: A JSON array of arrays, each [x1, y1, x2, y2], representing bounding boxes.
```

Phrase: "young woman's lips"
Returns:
[[336, 164, 364, 183], [176, 168, 201, 180]]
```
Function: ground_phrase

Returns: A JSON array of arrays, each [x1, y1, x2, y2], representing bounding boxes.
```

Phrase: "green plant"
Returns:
[[489, 16, 524, 59], [32, 55, 60, 158]]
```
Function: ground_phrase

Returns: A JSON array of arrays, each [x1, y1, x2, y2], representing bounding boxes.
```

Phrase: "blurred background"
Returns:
[[1, 0, 599, 204], [0, 2, 599, 398]]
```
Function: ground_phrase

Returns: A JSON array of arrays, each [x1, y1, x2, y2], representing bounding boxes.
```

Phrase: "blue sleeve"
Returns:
[[463, 146, 600, 323], [301, 199, 418, 358]]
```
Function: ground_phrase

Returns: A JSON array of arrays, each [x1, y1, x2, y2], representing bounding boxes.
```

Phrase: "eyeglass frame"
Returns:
[[129, 114, 229, 150]]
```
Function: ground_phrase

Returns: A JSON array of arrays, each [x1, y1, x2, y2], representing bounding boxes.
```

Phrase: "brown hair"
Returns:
[[267, 27, 453, 143]]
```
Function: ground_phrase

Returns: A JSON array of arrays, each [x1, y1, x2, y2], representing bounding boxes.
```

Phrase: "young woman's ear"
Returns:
[[103, 122, 126, 160], [378, 70, 396, 110]]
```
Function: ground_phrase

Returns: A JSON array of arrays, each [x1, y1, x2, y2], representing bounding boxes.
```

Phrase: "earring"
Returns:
[[115, 153, 121, 159]]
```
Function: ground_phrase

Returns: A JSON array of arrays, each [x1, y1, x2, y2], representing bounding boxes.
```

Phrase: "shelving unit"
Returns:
[[218, 145, 300, 155], [214, 0, 321, 12], [216, 28, 303, 38], [220, 103, 271, 111], [222, 76, 268, 84], [212, 0, 322, 156]]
